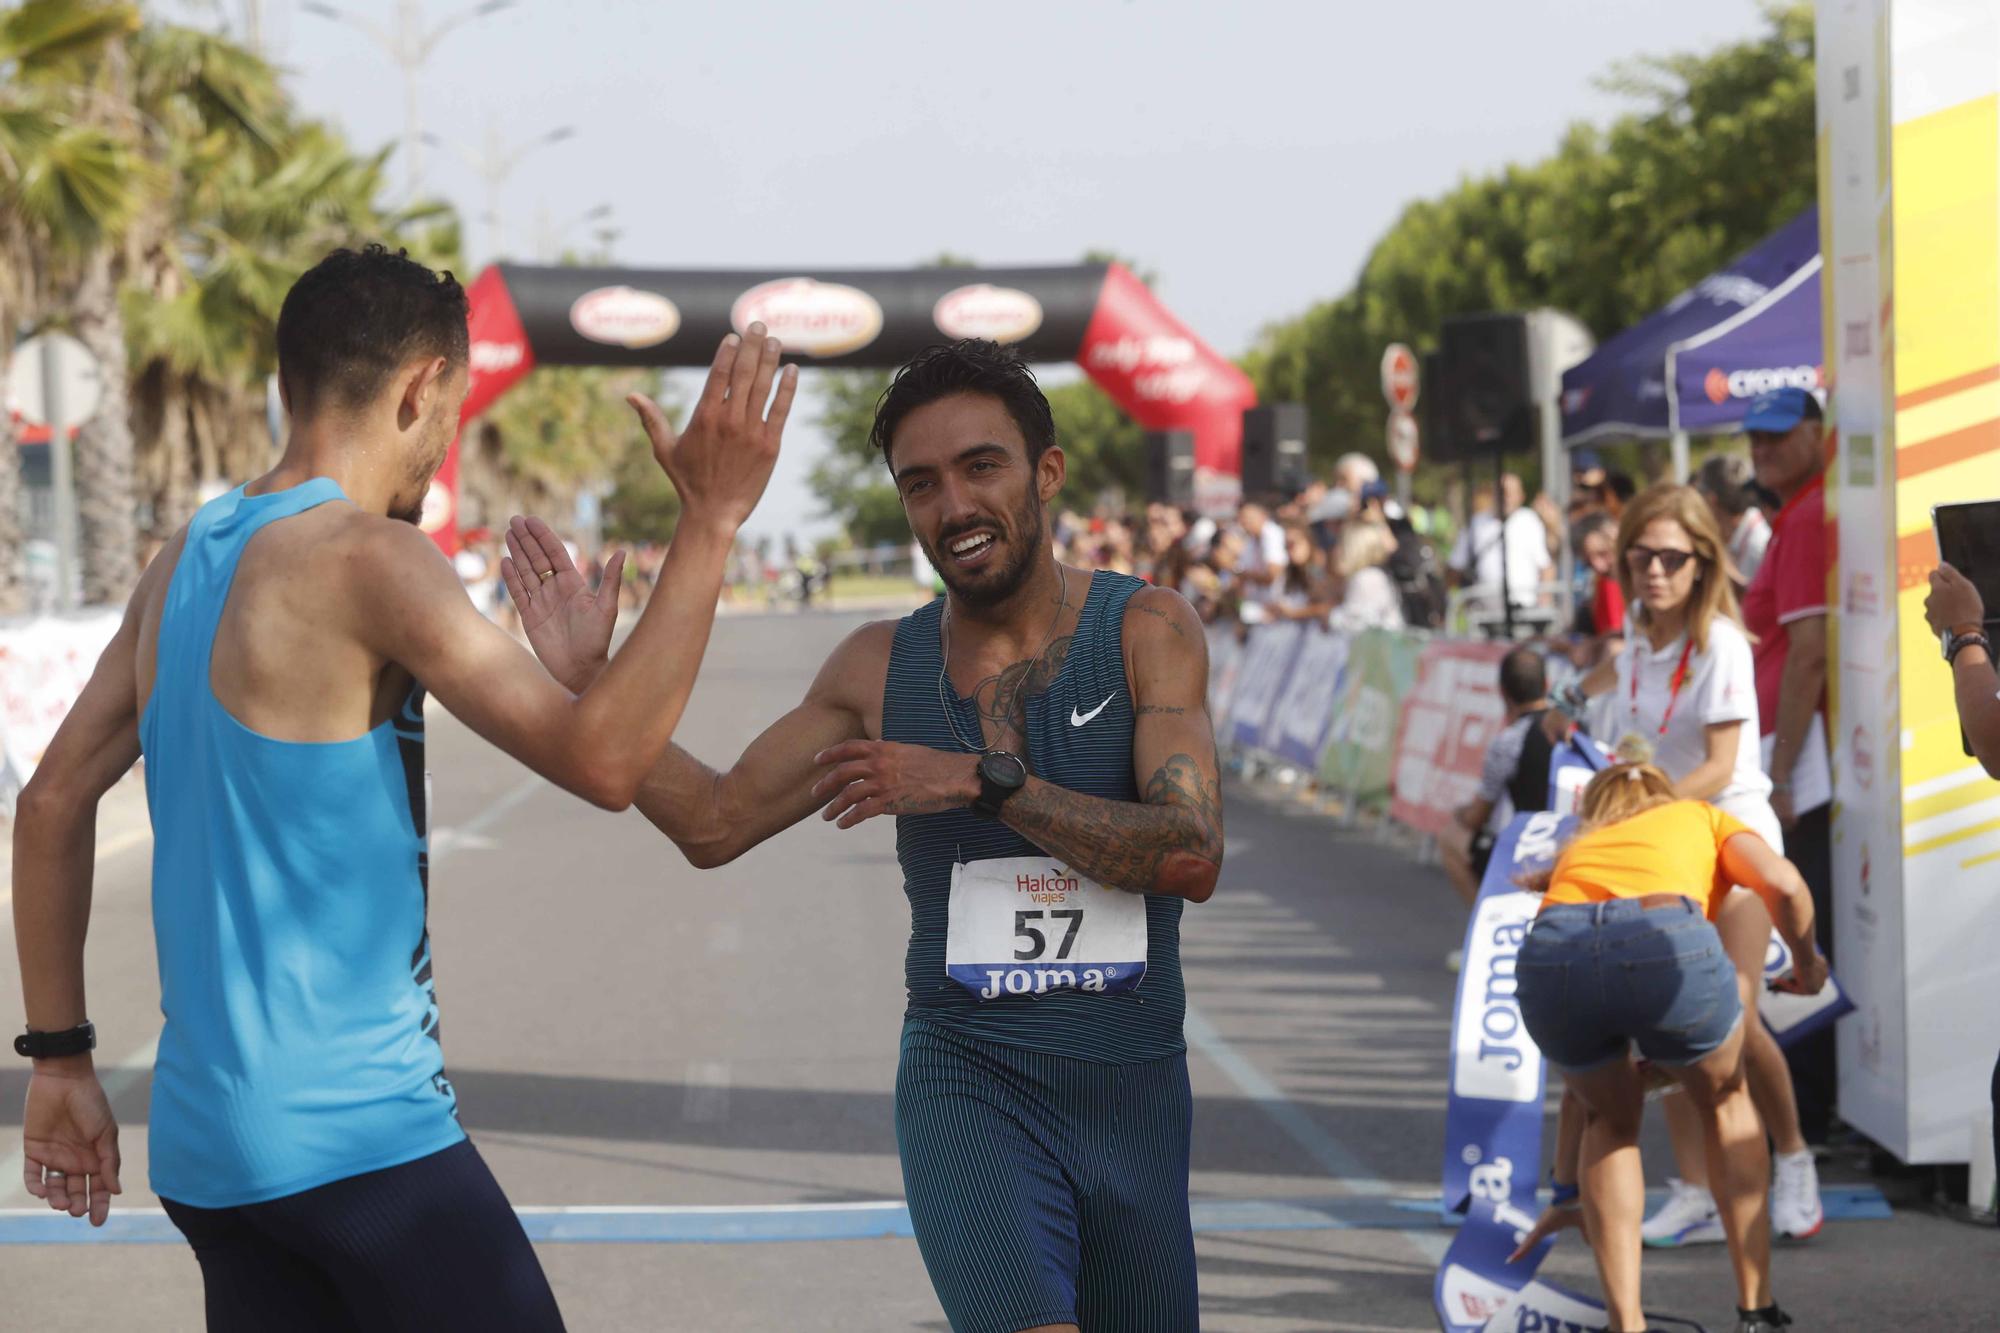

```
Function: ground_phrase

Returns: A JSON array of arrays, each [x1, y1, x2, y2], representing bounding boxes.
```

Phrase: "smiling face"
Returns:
[[890, 391, 1063, 608], [1623, 516, 1701, 618]]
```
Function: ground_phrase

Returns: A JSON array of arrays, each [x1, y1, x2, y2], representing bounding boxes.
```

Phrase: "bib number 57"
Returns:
[[1014, 909, 1083, 961]]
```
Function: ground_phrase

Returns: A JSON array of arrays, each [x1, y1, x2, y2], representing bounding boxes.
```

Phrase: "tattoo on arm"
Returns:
[[1131, 602, 1187, 640], [1135, 704, 1186, 716], [1001, 753, 1224, 901]]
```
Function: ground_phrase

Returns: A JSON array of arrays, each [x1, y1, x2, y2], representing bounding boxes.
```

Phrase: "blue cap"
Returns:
[[1571, 448, 1605, 474], [1742, 387, 1820, 434], [1360, 480, 1391, 503]]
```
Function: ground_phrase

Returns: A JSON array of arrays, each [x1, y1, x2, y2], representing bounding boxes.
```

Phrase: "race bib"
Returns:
[[945, 857, 1148, 999]]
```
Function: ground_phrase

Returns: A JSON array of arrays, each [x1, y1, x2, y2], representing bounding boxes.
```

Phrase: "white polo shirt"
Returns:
[[1612, 614, 1775, 835]]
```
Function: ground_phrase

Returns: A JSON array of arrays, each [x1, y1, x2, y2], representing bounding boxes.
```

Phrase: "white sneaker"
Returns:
[[1642, 1178, 1725, 1247], [1771, 1149, 1824, 1239]]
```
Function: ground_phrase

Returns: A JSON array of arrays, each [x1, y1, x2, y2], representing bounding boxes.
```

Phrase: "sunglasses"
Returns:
[[1625, 545, 1700, 576]]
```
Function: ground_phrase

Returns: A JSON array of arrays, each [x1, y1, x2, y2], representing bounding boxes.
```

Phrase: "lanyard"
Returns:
[[1630, 636, 1696, 737]]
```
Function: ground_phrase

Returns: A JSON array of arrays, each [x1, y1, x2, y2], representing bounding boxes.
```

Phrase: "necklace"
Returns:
[[937, 564, 1070, 755]]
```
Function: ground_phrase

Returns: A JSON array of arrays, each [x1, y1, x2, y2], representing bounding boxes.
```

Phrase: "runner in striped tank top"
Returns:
[[537, 340, 1225, 1333]]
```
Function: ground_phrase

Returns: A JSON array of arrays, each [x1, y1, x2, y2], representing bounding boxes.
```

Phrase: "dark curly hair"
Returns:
[[277, 244, 468, 416], [869, 338, 1056, 471]]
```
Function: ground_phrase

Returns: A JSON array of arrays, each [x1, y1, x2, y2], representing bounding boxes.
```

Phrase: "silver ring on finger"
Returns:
[[44, 1169, 65, 1179], [538, 569, 556, 582]]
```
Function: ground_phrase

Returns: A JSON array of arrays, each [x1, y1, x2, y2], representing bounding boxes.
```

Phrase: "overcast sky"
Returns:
[[187, 0, 1775, 543]]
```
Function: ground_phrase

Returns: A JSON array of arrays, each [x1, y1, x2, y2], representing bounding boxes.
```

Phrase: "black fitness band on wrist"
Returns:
[[14, 1021, 95, 1059]]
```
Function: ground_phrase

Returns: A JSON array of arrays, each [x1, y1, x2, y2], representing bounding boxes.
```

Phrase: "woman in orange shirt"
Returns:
[[1513, 763, 1825, 1333]]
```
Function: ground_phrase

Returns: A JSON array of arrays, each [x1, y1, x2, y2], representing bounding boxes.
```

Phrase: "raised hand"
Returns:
[[500, 516, 623, 693], [22, 1066, 122, 1226], [627, 323, 799, 535], [1926, 563, 1986, 638]]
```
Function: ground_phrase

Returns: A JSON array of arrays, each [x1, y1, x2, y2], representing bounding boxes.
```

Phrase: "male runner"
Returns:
[[11, 244, 796, 1330], [516, 339, 1222, 1333]]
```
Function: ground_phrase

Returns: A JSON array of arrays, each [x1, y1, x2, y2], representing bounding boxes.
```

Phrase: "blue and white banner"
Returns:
[[1442, 810, 1572, 1214], [1264, 629, 1349, 767], [1434, 1196, 1554, 1332], [1760, 929, 1856, 1047], [1227, 621, 1304, 751], [1478, 1278, 1708, 1333], [1547, 734, 1611, 814]]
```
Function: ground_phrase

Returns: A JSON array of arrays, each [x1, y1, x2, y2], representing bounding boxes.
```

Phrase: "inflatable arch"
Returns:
[[428, 262, 1257, 548]]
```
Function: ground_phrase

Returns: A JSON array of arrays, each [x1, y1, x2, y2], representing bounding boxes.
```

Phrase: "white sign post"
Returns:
[[1382, 345, 1421, 505], [7, 333, 105, 613]]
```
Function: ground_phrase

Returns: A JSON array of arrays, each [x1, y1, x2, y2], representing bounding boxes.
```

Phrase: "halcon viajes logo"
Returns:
[[933, 284, 1044, 344], [569, 286, 682, 349], [731, 278, 883, 357]]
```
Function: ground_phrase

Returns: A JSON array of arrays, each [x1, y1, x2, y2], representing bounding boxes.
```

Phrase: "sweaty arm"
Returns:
[[999, 589, 1225, 903], [634, 623, 886, 868], [10, 553, 174, 1224]]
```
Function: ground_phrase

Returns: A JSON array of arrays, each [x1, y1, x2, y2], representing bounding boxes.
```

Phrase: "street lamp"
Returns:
[[422, 122, 575, 263], [300, 0, 519, 198], [534, 203, 613, 261]]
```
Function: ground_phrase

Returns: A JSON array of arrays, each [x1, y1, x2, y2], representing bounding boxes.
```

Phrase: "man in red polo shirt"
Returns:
[[1739, 385, 1837, 1142]]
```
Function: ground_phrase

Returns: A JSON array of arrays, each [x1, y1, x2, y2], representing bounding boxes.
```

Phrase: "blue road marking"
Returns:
[[0, 1185, 1891, 1244]]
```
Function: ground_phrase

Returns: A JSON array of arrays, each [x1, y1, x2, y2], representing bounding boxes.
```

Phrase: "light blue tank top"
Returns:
[[140, 481, 462, 1207]]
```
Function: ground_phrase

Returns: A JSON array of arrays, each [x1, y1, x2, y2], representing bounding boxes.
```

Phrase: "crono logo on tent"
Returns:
[[569, 286, 682, 349], [731, 277, 884, 357], [933, 284, 1044, 344], [1704, 363, 1822, 404]]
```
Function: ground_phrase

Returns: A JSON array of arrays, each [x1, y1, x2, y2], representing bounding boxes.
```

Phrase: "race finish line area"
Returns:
[[0, 1187, 1892, 1246]]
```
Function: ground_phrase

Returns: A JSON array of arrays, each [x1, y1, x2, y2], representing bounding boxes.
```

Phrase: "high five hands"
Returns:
[[501, 324, 798, 690]]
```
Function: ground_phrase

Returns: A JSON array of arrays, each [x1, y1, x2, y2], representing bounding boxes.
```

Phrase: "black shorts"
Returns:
[[161, 1139, 563, 1333]]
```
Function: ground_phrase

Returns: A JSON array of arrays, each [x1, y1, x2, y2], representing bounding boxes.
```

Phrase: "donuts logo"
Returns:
[[731, 278, 883, 357], [933, 284, 1044, 344], [569, 286, 682, 349]]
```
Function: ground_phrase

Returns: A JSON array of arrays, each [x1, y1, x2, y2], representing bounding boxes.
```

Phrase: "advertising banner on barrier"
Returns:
[[1319, 629, 1423, 807], [1391, 640, 1510, 836], [1227, 622, 1304, 753], [1264, 628, 1349, 768], [1442, 810, 1567, 1215], [1207, 626, 1244, 738], [0, 610, 124, 802]]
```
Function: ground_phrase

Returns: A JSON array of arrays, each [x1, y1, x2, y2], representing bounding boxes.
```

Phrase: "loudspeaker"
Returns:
[[1436, 313, 1532, 460], [1143, 430, 1195, 508], [1420, 350, 1453, 462], [1240, 403, 1308, 498]]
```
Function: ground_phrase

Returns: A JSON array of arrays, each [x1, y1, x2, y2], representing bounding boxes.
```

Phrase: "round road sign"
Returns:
[[1387, 409, 1419, 471], [1381, 343, 1419, 411]]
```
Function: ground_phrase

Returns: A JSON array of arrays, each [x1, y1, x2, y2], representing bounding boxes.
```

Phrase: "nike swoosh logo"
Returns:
[[1071, 694, 1116, 727]]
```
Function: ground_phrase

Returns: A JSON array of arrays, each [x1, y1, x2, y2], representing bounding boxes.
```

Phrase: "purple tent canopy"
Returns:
[[1562, 207, 1822, 444]]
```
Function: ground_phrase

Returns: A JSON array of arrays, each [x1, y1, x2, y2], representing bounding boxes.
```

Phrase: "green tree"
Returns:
[[1245, 2, 1816, 481]]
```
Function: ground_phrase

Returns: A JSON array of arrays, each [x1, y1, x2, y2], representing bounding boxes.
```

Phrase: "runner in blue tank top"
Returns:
[[520, 340, 1224, 1333], [11, 245, 797, 1330]]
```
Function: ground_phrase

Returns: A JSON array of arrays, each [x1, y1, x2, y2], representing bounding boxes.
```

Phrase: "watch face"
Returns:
[[981, 751, 1027, 789]]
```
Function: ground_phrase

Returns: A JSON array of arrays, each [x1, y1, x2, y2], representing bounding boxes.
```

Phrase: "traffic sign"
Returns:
[[7, 332, 104, 428], [1387, 409, 1419, 471], [1381, 343, 1419, 411]]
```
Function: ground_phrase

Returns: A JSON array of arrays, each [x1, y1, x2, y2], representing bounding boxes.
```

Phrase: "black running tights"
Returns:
[[161, 1139, 565, 1333]]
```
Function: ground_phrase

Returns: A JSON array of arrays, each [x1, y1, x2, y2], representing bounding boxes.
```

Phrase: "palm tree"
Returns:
[[0, 0, 144, 613]]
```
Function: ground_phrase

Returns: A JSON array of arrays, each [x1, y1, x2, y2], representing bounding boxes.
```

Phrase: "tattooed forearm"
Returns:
[[1000, 753, 1225, 902], [1135, 704, 1186, 716]]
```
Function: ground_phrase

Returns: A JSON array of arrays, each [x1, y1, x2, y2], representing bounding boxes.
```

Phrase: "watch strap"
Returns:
[[15, 1021, 95, 1060], [1947, 631, 1993, 667]]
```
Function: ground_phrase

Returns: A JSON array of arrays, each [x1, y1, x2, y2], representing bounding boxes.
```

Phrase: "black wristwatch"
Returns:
[[15, 1021, 95, 1060], [1946, 628, 1993, 666], [971, 751, 1028, 819]]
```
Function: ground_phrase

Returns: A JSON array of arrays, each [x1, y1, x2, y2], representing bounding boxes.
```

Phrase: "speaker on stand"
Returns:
[[1240, 403, 1309, 499], [1143, 430, 1196, 509], [1437, 313, 1534, 637]]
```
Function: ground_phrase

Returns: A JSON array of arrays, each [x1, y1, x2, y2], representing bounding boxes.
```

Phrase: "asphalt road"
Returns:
[[0, 608, 1988, 1331]]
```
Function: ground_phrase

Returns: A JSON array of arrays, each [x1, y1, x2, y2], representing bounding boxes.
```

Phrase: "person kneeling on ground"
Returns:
[[1509, 762, 1826, 1333]]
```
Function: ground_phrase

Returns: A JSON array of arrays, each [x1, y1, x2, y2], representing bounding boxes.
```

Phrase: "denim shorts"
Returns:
[[1516, 897, 1742, 1072]]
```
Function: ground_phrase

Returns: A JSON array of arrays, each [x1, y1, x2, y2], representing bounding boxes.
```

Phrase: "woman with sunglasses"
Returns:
[[1548, 483, 1823, 1247]]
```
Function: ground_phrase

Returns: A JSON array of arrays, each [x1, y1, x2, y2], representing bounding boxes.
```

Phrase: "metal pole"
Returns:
[[40, 341, 77, 613], [1497, 450, 1513, 641]]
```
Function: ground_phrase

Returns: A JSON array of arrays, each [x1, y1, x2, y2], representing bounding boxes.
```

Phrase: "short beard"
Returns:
[[928, 486, 1045, 609]]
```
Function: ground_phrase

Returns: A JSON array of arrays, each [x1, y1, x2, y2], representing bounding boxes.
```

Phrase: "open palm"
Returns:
[[500, 515, 624, 692]]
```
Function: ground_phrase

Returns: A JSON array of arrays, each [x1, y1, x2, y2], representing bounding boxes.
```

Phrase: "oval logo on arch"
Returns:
[[933, 284, 1044, 344], [570, 286, 682, 349], [731, 278, 883, 357]]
